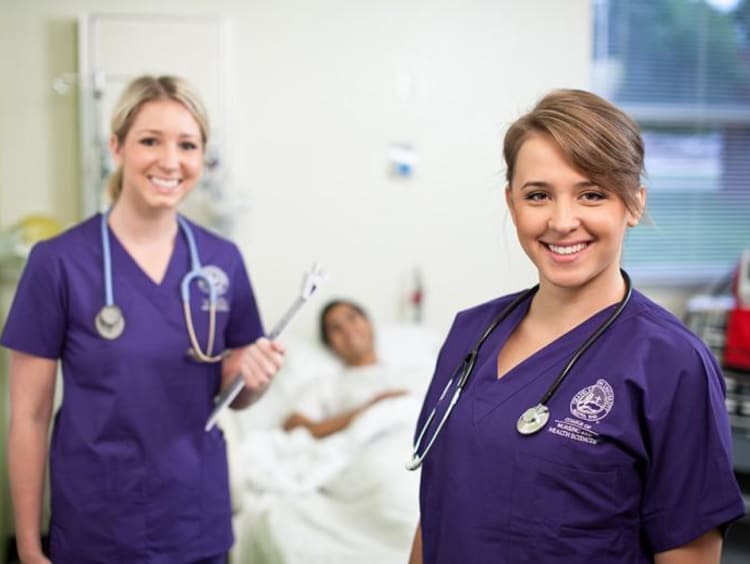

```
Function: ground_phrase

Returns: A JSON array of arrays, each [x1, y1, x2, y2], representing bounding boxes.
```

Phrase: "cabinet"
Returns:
[[684, 296, 750, 518], [727, 369, 750, 520]]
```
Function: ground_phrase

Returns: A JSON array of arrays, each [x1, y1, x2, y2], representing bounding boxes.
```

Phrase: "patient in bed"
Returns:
[[228, 299, 435, 564], [281, 299, 412, 439]]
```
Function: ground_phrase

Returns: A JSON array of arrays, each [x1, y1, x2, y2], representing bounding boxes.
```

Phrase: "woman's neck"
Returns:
[[107, 201, 179, 246], [105, 200, 181, 284], [529, 269, 627, 329]]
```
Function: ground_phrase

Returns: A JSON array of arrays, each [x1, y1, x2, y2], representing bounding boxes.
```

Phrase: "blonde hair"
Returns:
[[503, 89, 644, 214], [106, 75, 210, 202]]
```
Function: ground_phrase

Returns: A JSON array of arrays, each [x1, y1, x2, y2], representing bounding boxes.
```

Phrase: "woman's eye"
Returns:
[[180, 141, 199, 151], [139, 137, 158, 147], [525, 192, 548, 202], [581, 191, 606, 202]]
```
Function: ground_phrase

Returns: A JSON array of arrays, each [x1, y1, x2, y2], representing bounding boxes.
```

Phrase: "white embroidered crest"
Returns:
[[570, 379, 614, 422], [198, 265, 230, 312]]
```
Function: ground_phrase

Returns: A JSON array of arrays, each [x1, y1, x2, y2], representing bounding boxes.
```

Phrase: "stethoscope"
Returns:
[[406, 270, 632, 471], [95, 211, 224, 363]]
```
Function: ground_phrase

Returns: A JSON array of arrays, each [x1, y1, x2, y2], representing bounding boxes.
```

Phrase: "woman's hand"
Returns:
[[222, 337, 285, 408]]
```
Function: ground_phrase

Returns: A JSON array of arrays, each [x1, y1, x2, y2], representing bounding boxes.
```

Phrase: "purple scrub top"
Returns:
[[415, 288, 745, 564], [1, 214, 264, 563]]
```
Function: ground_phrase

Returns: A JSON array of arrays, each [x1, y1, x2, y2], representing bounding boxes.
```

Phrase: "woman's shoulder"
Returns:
[[179, 216, 232, 244], [620, 289, 719, 374], [626, 290, 709, 350], [453, 288, 533, 327], [436, 289, 534, 353], [179, 216, 242, 258], [26, 214, 100, 263]]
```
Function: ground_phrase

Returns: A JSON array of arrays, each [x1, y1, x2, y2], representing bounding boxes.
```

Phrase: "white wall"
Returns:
[[0, 0, 592, 340]]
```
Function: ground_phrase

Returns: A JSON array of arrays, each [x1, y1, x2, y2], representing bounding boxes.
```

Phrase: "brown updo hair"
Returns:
[[106, 75, 210, 202], [503, 89, 644, 214]]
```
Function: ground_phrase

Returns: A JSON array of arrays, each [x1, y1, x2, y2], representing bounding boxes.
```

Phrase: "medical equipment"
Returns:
[[96, 213, 223, 360], [405, 270, 632, 471], [178, 215, 224, 362], [724, 249, 750, 371], [204, 263, 328, 431], [738, 247, 750, 308], [96, 212, 125, 339]]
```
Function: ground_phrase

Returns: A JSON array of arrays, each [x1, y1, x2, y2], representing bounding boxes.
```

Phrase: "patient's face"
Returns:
[[323, 304, 376, 367]]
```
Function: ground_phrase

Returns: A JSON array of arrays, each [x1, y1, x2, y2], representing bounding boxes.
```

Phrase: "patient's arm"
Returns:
[[282, 389, 410, 439], [282, 409, 362, 439]]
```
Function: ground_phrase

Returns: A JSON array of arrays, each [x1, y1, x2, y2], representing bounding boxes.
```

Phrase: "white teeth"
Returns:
[[548, 243, 587, 255], [151, 177, 179, 189]]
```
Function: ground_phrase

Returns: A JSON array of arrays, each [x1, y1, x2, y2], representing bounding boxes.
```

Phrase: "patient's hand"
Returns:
[[282, 412, 311, 432], [367, 389, 410, 407]]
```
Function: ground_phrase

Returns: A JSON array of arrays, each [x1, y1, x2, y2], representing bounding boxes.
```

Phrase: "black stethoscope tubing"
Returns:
[[406, 269, 632, 470]]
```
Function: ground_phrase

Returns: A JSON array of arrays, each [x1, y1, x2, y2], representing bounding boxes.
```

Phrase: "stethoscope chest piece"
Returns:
[[95, 304, 125, 340], [516, 404, 550, 435]]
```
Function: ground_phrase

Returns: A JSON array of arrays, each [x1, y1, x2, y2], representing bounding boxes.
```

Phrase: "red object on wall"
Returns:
[[724, 309, 750, 371], [411, 269, 424, 323], [724, 264, 750, 372]]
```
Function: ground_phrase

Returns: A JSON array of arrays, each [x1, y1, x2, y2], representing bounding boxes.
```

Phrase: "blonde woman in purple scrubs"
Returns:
[[408, 90, 744, 564], [2, 75, 284, 563]]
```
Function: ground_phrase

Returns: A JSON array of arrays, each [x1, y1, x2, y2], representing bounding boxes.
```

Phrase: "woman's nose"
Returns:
[[158, 144, 179, 170], [548, 202, 581, 233]]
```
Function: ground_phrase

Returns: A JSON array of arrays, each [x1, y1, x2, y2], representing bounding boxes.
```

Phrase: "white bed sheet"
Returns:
[[220, 324, 440, 564]]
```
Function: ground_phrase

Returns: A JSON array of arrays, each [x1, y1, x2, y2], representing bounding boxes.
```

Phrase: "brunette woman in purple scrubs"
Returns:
[[408, 90, 744, 564], [2, 75, 284, 563]]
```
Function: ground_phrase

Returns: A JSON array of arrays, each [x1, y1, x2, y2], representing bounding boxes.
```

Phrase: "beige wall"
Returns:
[[0, 0, 593, 336], [0, 0, 593, 549]]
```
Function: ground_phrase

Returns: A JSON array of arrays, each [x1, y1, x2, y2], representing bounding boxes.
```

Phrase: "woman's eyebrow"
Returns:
[[519, 180, 597, 191]]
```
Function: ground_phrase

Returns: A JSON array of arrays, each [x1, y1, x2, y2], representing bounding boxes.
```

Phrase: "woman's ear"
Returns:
[[109, 134, 123, 167], [505, 185, 517, 225], [627, 187, 647, 227]]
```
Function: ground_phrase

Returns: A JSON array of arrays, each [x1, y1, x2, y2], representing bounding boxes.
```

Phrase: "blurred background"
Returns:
[[1, 0, 749, 562]]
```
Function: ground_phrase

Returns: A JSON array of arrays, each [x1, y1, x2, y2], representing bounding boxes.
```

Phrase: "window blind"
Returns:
[[592, 0, 750, 284]]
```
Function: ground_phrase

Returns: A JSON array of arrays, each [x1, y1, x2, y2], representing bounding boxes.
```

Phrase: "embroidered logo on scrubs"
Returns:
[[198, 265, 230, 312], [570, 379, 614, 422]]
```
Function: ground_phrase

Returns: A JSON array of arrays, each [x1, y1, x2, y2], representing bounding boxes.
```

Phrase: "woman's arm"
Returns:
[[408, 522, 422, 564], [8, 350, 57, 564], [654, 528, 722, 564]]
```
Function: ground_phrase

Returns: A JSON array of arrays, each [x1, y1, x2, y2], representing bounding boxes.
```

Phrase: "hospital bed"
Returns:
[[217, 323, 440, 564]]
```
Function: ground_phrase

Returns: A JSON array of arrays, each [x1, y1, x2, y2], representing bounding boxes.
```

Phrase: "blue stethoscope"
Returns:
[[405, 270, 632, 471], [95, 211, 224, 363]]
